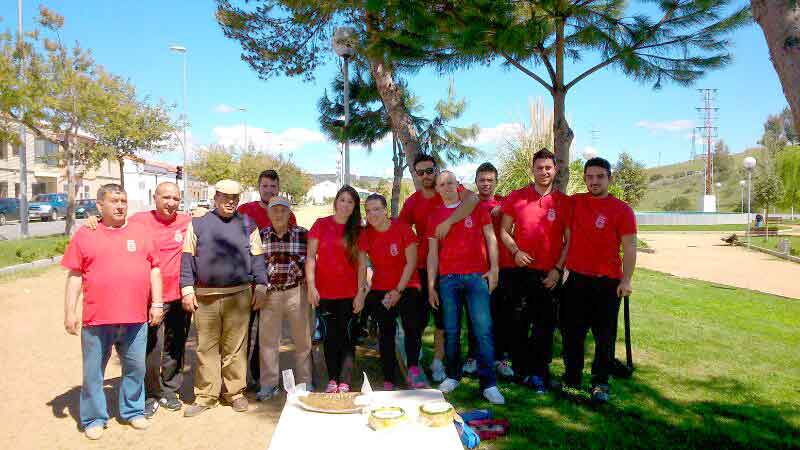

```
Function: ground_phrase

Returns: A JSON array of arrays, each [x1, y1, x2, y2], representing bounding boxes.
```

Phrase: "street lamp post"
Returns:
[[739, 179, 745, 214], [238, 107, 248, 151], [715, 182, 722, 211], [17, 0, 29, 237], [169, 45, 190, 212], [333, 27, 357, 186], [743, 157, 757, 249]]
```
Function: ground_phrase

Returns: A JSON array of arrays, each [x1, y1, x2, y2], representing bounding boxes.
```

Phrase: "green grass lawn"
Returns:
[[0, 235, 69, 268], [417, 269, 800, 449], [639, 224, 789, 232], [752, 235, 800, 257]]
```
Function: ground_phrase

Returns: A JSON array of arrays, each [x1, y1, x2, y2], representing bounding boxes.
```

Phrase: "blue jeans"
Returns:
[[439, 273, 497, 390], [80, 323, 147, 430]]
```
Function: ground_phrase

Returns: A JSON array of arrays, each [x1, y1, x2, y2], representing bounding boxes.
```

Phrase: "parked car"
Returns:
[[0, 198, 20, 226], [75, 199, 99, 219], [28, 193, 67, 222]]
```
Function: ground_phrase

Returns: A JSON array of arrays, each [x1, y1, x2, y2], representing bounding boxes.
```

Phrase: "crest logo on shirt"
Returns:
[[547, 208, 557, 222], [126, 240, 137, 252], [595, 214, 607, 229], [390, 243, 399, 256], [174, 230, 183, 243], [464, 216, 474, 228]]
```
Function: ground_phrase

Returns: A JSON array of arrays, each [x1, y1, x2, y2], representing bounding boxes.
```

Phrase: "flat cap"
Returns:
[[215, 179, 242, 195]]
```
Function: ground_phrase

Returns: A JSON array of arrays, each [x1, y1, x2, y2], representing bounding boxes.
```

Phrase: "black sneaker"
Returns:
[[144, 397, 159, 419], [159, 397, 182, 411], [611, 358, 633, 379], [591, 384, 610, 403], [526, 375, 547, 394]]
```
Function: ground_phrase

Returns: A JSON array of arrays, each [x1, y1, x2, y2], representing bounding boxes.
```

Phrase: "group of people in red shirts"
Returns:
[[62, 148, 636, 440]]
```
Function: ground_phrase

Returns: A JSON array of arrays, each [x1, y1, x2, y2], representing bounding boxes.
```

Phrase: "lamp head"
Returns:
[[743, 156, 757, 170]]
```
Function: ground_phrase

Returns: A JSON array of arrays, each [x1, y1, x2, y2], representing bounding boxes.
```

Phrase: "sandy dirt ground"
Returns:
[[637, 232, 800, 299]]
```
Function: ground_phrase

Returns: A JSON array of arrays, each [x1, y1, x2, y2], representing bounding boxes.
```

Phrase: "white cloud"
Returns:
[[211, 125, 326, 152], [472, 122, 525, 146], [448, 162, 481, 182], [635, 119, 694, 133], [214, 104, 237, 114]]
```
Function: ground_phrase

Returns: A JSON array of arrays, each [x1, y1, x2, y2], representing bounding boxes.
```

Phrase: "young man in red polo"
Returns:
[[62, 183, 163, 440], [399, 153, 479, 382], [499, 149, 572, 393], [562, 157, 637, 403]]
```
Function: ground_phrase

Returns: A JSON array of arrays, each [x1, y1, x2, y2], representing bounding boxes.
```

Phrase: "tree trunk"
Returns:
[[390, 133, 403, 218], [118, 155, 126, 188], [752, 0, 800, 136], [552, 88, 574, 193], [63, 130, 76, 236]]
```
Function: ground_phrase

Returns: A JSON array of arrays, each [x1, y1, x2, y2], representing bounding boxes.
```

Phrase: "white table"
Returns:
[[267, 389, 463, 450]]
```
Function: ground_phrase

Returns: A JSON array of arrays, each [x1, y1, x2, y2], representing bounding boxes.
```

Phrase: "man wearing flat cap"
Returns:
[[254, 196, 313, 401], [180, 179, 268, 417]]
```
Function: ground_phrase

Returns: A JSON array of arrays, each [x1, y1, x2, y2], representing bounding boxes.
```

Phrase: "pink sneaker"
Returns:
[[338, 383, 351, 393], [406, 366, 430, 389], [383, 381, 395, 391], [325, 379, 338, 393]]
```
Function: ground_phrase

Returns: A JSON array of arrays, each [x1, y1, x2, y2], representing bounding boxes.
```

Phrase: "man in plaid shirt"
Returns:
[[254, 196, 312, 401]]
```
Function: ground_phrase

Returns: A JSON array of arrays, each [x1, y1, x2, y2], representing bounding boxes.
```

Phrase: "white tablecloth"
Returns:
[[267, 389, 463, 450]]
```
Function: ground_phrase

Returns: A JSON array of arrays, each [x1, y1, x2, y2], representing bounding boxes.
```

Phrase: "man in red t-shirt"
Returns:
[[426, 170, 505, 405], [398, 153, 479, 383], [85, 182, 192, 417], [499, 149, 572, 394], [562, 157, 637, 403], [62, 184, 163, 440], [236, 169, 296, 390]]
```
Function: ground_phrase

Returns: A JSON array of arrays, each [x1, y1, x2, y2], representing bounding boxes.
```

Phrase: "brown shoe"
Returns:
[[231, 397, 249, 412], [183, 404, 211, 418]]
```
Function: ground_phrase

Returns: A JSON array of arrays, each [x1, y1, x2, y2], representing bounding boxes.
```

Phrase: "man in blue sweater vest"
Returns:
[[180, 179, 268, 417]]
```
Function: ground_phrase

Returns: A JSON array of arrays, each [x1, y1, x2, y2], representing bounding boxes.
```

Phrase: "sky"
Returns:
[[1, 1, 790, 182]]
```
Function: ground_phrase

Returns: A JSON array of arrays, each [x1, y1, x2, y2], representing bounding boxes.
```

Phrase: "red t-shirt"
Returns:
[[128, 211, 191, 302], [500, 187, 572, 271], [358, 220, 421, 291], [398, 185, 464, 269], [308, 215, 358, 299], [238, 200, 297, 230], [427, 204, 492, 275], [566, 193, 637, 279], [480, 195, 515, 268], [61, 222, 160, 326]]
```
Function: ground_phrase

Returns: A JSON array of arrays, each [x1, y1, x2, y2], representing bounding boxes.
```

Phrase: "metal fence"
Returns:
[[635, 212, 748, 225]]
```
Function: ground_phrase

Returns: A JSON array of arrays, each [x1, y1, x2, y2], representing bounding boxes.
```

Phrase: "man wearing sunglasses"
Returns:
[[399, 153, 479, 383]]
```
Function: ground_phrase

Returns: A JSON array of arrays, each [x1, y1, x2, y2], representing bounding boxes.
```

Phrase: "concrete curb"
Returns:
[[0, 255, 63, 276], [735, 242, 800, 264]]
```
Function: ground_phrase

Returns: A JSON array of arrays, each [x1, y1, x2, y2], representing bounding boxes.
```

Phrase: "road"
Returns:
[[0, 218, 86, 240], [637, 231, 800, 299]]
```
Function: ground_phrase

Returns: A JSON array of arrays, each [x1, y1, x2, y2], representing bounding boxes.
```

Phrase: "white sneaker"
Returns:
[[430, 358, 447, 383], [462, 358, 478, 375], [483, 386, 506, 405], [495, 360, 515, 378], [84, 426, 104, 440], [129, 417, 150, 430], [438, 378, 460, 393]]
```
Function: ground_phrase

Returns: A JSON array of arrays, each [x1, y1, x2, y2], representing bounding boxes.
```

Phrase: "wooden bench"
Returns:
[[766, 216, 783, 224]]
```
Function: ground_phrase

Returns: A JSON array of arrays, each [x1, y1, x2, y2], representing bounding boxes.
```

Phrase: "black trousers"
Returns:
[[319, 298, 355, 384], [417, 268, 444, 330], [145, 301, 192, 400], [560, 272, 621, 387], [364, 288, 425, 382], [247, 310, 260, 388], [509, 268, 557, 379]]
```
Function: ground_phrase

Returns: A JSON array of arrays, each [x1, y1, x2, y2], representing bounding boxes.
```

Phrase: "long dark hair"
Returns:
[[334, 185, 362, 265]]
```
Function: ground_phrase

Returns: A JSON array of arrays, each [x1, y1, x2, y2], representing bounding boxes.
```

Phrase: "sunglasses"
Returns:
[[415, 167, 437, 176]]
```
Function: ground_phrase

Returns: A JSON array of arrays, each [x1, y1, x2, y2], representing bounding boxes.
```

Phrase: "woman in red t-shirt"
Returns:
[[307, 186, 366, 393], [359, 194, 429, 391]]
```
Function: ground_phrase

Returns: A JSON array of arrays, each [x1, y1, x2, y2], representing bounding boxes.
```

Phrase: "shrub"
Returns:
[[663, 196, 692, 211]]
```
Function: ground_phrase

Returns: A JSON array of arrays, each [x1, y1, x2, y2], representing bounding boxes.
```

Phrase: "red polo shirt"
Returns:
[[427, 204, 492, 276], [398, 185, 464, 269], [62, 222, 160, 326], [479, 195, 515, 269], [128, 211, 191, 302], [238, 200, 297, 230], [308, 215, 358, 299], [500, 186, 572, 271], [566, 192, 637, 279], [358, 220, 421, 291]]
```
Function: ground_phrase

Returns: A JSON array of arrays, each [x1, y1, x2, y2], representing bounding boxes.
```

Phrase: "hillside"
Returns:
[[638, 147, 765, 212]]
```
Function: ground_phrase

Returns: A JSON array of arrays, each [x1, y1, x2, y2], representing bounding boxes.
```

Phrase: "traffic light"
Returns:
[[176, 165, 183, 180]]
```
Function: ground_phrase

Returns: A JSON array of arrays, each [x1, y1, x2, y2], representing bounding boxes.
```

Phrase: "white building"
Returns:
[[305, 180, 339, 205], [123, 158, 211, 213]]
